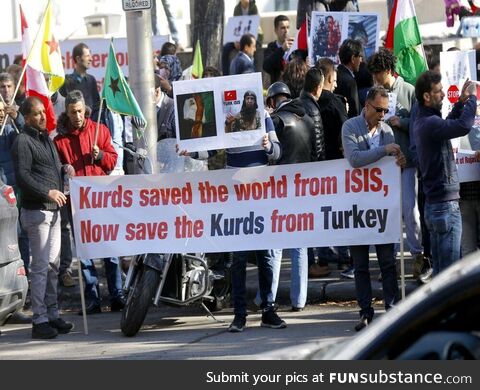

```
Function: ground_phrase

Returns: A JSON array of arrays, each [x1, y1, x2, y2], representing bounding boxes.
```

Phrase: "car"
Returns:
[[0, 179, 28, 331], [261, 251, 480, 359]]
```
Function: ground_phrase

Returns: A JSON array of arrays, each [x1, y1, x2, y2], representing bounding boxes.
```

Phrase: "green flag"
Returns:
[[192, 40, 203, 79], [102, 40, 146, 124]]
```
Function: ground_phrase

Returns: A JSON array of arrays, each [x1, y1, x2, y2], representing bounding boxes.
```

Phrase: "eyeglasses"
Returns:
[[368, 103, 389, 114]]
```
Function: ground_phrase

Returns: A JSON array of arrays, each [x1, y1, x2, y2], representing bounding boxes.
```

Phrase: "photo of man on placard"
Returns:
[[224, 90, 261, 133]]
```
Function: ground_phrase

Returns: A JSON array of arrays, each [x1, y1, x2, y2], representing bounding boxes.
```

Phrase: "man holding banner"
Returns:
[[342, 86, 405, 331], [413, 71, 477, 277], [54, 90, 123, 315]]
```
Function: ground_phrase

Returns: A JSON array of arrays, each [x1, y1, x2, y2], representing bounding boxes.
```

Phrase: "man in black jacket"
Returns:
[[298, 67, 325, 162], [11, 97, 73, 339], [263, 15, 293, 83], [316, 57, 348, 160], [266, 82, 314, 311], [334, 39, 363, 118]]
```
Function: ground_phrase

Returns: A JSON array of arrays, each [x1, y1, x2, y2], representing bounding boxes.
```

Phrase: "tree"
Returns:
[[190, 0, 224, 71]]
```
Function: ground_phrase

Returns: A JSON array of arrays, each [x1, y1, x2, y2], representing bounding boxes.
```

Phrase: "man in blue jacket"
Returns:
[[413, 71, 477, 276]]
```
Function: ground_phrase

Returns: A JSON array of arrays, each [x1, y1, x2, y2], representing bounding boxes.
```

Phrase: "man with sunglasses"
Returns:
[[367, 49, 424, 280], [342, 86, 406, 331]]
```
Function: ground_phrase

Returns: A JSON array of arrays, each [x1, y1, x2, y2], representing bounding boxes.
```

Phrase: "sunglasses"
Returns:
[[368, 103, 389, 114]]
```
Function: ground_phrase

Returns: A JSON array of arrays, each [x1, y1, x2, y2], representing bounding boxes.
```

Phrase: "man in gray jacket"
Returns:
[[342, 86, 405, 331], [368, 48, 424, 279]]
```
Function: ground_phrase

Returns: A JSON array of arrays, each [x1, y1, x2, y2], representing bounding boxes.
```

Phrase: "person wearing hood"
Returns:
[[53, 90, 124, 315], [265, 81, 315, 311], [157, 53, 183, 98]]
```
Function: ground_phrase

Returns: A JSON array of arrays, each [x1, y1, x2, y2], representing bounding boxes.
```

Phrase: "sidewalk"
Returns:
[[57, 253, 419, 311]]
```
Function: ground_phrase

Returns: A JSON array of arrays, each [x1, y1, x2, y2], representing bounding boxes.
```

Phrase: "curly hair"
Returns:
[[281, 57, 309, 99], [367, 48, 397, 74]]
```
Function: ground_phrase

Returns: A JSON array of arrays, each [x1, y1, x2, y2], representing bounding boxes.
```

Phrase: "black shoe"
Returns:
[[354, 315, 372, 332], [110, 297, 126, 312], [291, 306, 304, 312], [78, 303, 102, 315], [8, 311, 32, 324], [228, 315, 246, 332], [340, 266, 355, 279], [49, 318, 74, 334], [261, 308, 287, 329], [32, 322, 58, 339]]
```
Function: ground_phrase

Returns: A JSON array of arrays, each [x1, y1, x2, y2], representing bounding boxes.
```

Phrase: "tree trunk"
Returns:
[[190, 0, 224, 71]]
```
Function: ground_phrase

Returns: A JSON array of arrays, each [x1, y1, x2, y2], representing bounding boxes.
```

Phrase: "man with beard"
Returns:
[[225, 91, 261, 132], [11, 97, 73, 339], [413, 72, 476, 276], [54, 90, 124, 315]]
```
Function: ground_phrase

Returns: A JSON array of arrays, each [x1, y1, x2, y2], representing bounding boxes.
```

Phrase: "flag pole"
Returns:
[[92, 97, 104, 163], [0, 0, 54, 135], [0, 94, 10, 136], [399, 166, 406, 299]]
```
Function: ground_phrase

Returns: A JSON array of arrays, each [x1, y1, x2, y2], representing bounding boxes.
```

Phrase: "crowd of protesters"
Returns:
[[1, 0, 479, 338]]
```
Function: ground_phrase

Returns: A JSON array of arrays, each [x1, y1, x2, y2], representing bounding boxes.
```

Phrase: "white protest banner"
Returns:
[[456, 149, 480, 183], [223, 15, 260, 43], [440, 50, 476, 119], [70, 157, 401, 260], [0, 35, 168, 90], [173, 72, 265, 153], [309, 12, 379, 64]]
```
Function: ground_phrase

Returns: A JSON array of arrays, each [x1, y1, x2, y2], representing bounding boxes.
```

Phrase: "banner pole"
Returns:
[[77, 256, 89, 335], [399, 167, 405, 299]]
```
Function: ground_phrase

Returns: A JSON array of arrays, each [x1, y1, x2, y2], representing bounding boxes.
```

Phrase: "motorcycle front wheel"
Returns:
[[120, 265, 160, 337]]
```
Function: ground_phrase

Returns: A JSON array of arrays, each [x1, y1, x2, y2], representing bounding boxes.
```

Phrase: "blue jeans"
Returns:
[[402, 167, 423, 254], [460, 199, 480, 256], [81, 257, 123, 306], [231, 250, 276, 316], [350, 243, 399, 319], [424, 200, 462, 276]]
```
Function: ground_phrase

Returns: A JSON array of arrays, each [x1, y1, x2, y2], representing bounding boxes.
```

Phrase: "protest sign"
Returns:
[[440, 50, 477, 119], [309, 12, 379, 64], [70, 157, 401, 260], [456, 149, 480, 183], [0, 35, 168, 91], [223, 15, 260, 43], [173, 72, 265, 153]]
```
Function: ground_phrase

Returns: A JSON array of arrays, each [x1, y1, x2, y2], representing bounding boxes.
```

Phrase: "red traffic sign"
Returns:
[[447, 85, 460, 104]]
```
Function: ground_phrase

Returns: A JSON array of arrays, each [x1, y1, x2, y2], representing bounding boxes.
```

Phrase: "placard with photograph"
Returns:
[[173, 73, 265, 153], [309, 12, 380, 64]]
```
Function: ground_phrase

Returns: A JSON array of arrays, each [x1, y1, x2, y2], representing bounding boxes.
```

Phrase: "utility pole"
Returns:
[[124, 3, 157, 173]]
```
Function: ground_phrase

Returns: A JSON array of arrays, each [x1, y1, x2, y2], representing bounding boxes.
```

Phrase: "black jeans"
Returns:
[[350, 243, 399, 318]]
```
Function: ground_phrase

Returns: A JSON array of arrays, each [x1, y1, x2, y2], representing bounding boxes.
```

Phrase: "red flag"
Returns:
[[224, 90, 237, 101], [286, 16, 308, 60], [20, 4, 57, 132], [384, 0, 398, 50]]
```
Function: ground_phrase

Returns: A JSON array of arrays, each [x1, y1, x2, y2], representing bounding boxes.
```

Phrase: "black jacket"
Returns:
[[271, 99, 316, 164], [334, 64, 360, 119], [297, 90, 325, 161], [263, 41, 286, 83], [11, 126, 63, 210], [318, 89, 348, 160]]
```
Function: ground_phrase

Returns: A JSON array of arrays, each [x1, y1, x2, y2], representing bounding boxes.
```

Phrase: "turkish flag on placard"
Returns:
[[224, 90, 237, 102], [20, 4, 57, 132]]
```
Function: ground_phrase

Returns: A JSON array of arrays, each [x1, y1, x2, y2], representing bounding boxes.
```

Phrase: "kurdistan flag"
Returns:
[[385, 0, 427, 85], [101, 40, 146, 124], [27, 0, 64, 92]]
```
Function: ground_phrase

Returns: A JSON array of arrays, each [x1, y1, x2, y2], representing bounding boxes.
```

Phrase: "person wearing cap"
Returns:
[[265, 81, 316, 311], [225, 91, 261, 133]]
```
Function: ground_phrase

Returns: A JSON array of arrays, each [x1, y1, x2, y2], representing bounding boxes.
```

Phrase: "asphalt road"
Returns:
[[0, 303, 366, 360]]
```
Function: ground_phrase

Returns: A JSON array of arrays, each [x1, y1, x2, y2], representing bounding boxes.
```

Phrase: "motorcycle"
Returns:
[[119, 139, 231, 337]]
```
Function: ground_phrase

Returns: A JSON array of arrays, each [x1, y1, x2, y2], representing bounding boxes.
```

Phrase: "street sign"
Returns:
[[122, 0, 152, 12], [447, 85, 460, 104]]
